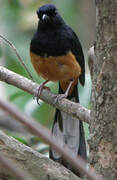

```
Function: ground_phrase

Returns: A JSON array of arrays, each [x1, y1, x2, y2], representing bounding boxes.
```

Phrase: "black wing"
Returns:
[[69, 28, 85, 86]]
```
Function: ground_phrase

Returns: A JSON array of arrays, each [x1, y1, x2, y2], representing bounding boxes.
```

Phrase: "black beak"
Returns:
[[42, 14, 50, 23]]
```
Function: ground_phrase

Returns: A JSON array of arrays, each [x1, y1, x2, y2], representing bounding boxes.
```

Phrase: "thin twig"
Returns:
[[0, 66, 90, 124], [0, 98, 103, 180], [0, 152, 34, 180], [0, 34, 34, 81], [88, 46, 95, 80]]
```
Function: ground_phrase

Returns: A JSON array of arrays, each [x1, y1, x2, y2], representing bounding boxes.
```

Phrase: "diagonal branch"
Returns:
[[0, 152, 34, 180], [0, 66, 90, 124], [0, 98, 103, 180], [0, 131, 79, 180]]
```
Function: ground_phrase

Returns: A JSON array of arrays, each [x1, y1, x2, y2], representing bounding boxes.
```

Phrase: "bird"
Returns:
[[30, 4, 87, 176]]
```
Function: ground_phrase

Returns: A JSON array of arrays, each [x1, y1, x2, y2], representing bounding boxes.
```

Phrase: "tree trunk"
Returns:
[[89, 0, 117, 179]]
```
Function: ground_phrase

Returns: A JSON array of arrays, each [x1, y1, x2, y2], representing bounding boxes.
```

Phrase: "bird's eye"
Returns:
[[50, 10, 56, 17], [46, 9, 56, 17]]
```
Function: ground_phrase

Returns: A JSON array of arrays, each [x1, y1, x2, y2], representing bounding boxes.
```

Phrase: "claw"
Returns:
[[54, 80, 74, 104], [54, 93, 68, 104], [36, 80, 50, 104]]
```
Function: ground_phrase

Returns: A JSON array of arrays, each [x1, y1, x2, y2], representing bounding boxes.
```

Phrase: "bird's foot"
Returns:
[[54, 93, 68, 104], [37, 85, 50, 105], [54, 80, 74, 104], [34, 80, 50, 104]]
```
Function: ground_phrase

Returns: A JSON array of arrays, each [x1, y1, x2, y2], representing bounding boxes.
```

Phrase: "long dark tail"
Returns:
[[49, 83, 87, 176]]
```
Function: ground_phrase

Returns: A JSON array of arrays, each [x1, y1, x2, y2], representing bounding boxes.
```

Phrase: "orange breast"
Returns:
[[30, 51, 81, 82]]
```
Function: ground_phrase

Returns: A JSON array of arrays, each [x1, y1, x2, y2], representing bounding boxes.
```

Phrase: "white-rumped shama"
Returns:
[[30, 4, 86, 177]]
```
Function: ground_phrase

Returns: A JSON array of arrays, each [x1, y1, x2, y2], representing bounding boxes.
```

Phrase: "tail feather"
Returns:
[[50, 83, 87, 176]]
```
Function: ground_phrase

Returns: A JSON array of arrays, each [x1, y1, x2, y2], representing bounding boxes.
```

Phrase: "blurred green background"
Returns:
[[0, 0, 95, 154]]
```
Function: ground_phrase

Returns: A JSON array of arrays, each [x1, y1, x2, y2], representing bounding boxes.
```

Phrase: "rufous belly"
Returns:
[[30, 51, 81, 82]]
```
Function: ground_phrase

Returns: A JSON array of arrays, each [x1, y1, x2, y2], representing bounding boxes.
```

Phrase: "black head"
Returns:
[[37, 4, 64, 28]]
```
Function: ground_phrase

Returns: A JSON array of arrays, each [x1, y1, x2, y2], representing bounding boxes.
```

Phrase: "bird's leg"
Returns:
[[54, 80, 74, 104], [36, 80, 50, 104], [63, 80, 74, 97]]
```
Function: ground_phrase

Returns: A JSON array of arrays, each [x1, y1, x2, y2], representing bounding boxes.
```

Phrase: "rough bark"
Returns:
[[89, 0, 117, 180], [0, 131, 79, 180]]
